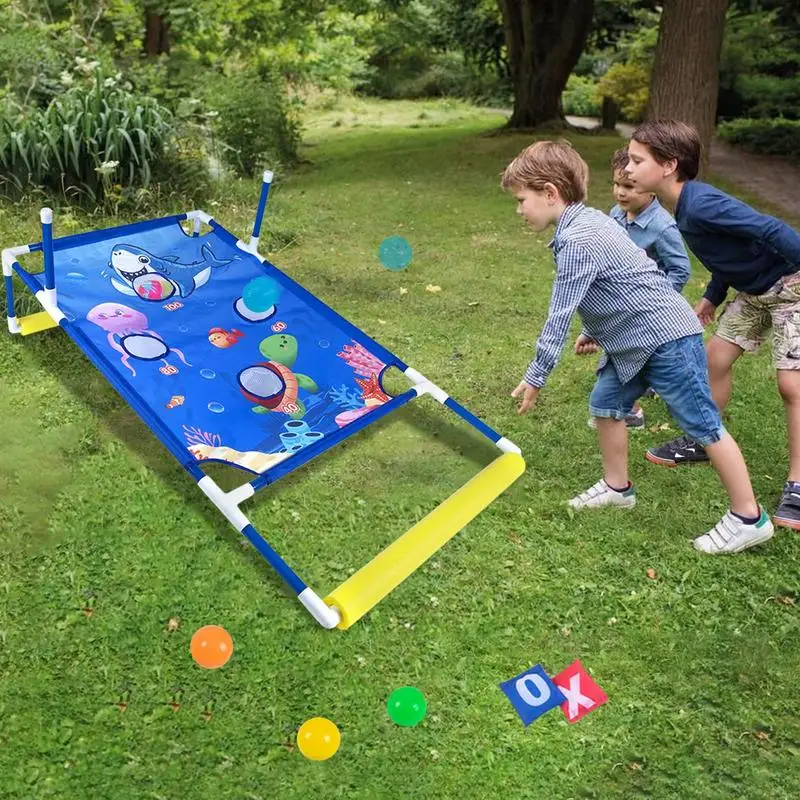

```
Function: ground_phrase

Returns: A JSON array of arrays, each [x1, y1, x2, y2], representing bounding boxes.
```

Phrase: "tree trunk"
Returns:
[[600, 96, 618, 131], [145, 11, 170, 57], [647, 0, 728, 175], [498, 0, 595, 129]]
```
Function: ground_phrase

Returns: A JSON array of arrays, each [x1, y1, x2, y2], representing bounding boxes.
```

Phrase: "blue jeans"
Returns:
[[589, 335, 725, 447]]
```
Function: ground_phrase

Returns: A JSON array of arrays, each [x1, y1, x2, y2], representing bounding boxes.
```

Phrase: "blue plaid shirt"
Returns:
[[525, 203, 702, 388], [609, 198, 691, 292]]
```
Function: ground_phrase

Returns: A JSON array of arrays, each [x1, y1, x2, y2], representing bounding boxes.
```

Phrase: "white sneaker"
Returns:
[[693, 508, 774, 554], [568, 479, 636, 509]]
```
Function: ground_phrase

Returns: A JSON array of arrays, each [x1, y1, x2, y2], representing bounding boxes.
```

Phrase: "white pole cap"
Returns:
[[40, 208, 53, 224], [263, 170, 274, 183]]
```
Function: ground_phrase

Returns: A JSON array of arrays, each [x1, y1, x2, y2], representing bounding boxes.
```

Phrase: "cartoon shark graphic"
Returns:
[[108, 242, 236, 301]]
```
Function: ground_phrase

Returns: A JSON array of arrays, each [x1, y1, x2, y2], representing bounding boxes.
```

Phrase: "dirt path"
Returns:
[[565, 115, 800, 222]]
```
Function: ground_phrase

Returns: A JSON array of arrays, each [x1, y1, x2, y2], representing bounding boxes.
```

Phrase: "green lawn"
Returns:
[[1, 99, 798, 799]]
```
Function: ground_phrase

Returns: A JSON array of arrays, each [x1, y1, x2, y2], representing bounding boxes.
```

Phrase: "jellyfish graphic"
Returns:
[[86, 302, 191, 377]]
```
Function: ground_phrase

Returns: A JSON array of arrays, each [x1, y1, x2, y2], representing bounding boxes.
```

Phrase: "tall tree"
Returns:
[[498, 0, 595, 128], [647, 0, 729, 174]]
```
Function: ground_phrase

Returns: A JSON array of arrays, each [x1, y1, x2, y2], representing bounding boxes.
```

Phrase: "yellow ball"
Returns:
[[296, 717, 341, 761]]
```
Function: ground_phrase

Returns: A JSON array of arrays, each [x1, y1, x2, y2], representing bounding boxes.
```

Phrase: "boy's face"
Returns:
[[612, 169, 654, 214], [514, 187, 560, 232], [625, 139, 670, 193]]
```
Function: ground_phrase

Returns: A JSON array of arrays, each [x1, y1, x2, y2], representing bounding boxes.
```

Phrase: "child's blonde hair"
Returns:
[[501, 140, 589, 204]]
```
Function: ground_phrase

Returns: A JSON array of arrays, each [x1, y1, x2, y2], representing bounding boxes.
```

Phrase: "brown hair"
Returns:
[[501, 140, 588, 203], [611, 147, 629, 174], [630, 120, 701, 181]]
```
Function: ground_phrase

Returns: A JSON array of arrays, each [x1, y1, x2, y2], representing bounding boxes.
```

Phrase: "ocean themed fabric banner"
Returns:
[[41, 219, 395, 474]]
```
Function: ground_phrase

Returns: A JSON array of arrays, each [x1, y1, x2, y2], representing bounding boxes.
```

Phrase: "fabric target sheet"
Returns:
[[19, 216, 401, 475]]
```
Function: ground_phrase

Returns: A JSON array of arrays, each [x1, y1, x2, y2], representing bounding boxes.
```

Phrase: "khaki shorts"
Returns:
[[716, 271, 800, 370]]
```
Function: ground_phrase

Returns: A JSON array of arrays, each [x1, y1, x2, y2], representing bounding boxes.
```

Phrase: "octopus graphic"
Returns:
[[86, 302, 191, 377]]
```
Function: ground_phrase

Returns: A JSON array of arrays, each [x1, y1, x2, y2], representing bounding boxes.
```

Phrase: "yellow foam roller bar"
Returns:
[[325, 451, 525, 629], [19, 311, 58, 336]]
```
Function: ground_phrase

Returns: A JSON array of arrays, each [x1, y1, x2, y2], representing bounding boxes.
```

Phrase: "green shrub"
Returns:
[[205, 68, 300, 178], [594, 63, 649, 123], [562, 75, 600, 117], [732, 74, 800, 121], [0, 73, 173, 202], [394, 52, 472, 98], [717, 118, 800, 160], [719, 9, 800, 120]]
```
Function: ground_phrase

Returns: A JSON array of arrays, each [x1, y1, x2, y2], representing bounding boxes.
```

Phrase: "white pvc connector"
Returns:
[[186, 209, 213, 225], [227, 482, 255, 507], [263, 170, 274, 183], [33, 289, 65, 324], [248, 235, 260, 250], [496, 437, 522, 455], [2, 245, 30, 275], [7, 316, 21, 334], [2, 250, 15, 277], [192, 216, 201, 235], [404, 366, 449, 405], [197, 476, 249, 532], [298, 588, 341, 629], [40, 207, 53, 224]]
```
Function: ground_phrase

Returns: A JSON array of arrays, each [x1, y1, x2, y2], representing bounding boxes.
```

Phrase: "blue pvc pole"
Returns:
[[444, 397, 502, 444], [251, 170, 273, 241], [240, 523, 307, 595], [40, 207, 55, 291]]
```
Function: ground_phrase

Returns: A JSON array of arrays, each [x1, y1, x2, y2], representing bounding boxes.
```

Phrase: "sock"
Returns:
[[607, 481, 632, 493], [731, 509, 761, 525], [787, 481, 800, 491]]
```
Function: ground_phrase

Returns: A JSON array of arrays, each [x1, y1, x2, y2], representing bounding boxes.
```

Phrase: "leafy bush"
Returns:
[[717, 118, 800, 160], [205, 68, 300, 178], [0, 17, 68, 107], [394, 52, 474, 98], [0, 73, 173, 202], [726, 74, 800, 122], [718, 9, 800, 120], [594, 63, 649, 122], [562, 75, 601, 117]]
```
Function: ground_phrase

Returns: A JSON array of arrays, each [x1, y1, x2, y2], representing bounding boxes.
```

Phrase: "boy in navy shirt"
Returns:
[[626, 119, 800, 530]]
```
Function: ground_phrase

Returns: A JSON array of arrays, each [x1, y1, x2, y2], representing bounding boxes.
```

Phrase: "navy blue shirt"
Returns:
[[675, 181, 800, 306], [610, 198, 691, 292]]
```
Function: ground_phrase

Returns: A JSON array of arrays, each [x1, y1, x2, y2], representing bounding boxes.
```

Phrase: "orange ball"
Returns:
[[190, 625, 234, 669]]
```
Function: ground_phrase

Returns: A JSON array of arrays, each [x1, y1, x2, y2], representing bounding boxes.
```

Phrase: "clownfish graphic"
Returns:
[[208, 327, 244, 349]]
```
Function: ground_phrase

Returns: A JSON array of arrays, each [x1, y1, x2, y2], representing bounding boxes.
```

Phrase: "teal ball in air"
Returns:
[[378, 236, 413, 270]]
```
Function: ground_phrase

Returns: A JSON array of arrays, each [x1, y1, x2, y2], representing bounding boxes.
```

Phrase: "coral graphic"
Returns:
[[182, 425, 222, 448]]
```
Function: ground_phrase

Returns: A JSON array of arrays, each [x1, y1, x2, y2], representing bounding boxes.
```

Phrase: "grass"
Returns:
[[0, 99, 798, 799]]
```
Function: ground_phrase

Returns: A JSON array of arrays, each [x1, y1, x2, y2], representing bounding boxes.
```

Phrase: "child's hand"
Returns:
[[574, 333, 599, 355], [511, 381, 539, 415], [694, 298, 717, 326]]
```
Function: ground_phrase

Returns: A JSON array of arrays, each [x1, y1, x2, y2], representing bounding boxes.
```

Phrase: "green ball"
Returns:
[[387, 686, 427, 727]]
